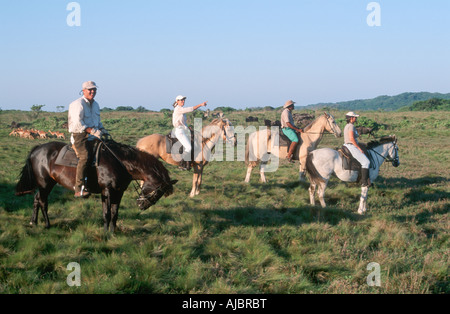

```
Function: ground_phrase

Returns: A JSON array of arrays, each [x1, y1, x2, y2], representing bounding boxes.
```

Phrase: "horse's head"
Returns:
[[222, 119, 237, 146], [388, 136, 400, 168], [135, 152, 178, 210], [368, 135, 400, 168], [203, 118, 236, 146], [323, 112, 342, 138], [137, 179, 178, 211]]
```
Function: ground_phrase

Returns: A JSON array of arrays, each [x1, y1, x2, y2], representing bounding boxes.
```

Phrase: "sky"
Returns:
[[1, 0, 449, 112]]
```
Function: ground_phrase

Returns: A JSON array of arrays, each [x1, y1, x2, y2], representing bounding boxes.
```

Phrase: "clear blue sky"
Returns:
[[1, 0, 449, 111]]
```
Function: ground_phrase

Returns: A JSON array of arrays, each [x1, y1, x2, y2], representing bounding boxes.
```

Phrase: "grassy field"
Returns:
[[0, 109, 448, 294]]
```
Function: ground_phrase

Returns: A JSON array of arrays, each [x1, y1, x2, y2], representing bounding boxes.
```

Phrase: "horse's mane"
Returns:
[[105, 141, 171, 183], [303, 114, 326, 132], [202, 118, 224, 139], [367, 136, 396, 149]]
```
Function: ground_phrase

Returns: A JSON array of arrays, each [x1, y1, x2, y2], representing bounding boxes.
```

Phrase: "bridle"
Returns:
[[369, 140, 399, 167], [134, 181, 172, 210]]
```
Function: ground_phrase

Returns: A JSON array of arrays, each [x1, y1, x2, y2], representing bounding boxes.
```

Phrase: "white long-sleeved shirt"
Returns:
[[68, 97, 104, 134], [172, 105, 194, 128]]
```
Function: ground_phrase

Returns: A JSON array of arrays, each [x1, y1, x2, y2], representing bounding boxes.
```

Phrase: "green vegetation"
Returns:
[[0, 108, 448, 294], [304, 92, 450, 112], [406, 98, 450, 112]]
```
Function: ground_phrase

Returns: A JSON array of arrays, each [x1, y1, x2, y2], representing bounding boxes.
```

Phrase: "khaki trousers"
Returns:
[[72, 133, 90, 192]]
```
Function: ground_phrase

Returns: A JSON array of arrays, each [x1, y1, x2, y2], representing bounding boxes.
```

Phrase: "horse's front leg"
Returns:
[[196, 167, 203, 196], [357, 186, 369, 215], [299, 147, 309, 182], [190, 164, 202, 197], [244, 164, 253, 183], [260, 162, 268, 183]]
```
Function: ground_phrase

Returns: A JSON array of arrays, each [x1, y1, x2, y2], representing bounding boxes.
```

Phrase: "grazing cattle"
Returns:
[[246, 116, 259, 123], [356, 126, 375, 138], [293, 113, 315, 128]]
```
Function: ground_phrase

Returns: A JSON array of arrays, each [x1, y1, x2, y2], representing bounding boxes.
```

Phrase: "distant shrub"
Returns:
[[409, 98, 450, 111], [214, 106, 236, 113]]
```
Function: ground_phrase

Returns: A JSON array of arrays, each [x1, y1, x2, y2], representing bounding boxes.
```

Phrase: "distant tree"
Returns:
[[31, 104, 45, 118], [116, 106, 134, 111], [409, 98, 450, 111], [136, 106, 148, 112], [56, 106, 65, 112], [214, 106, 236, 113]]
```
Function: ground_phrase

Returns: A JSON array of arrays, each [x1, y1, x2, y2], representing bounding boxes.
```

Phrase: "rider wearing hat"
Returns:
[[68, 81, 109, 198], [281, 100, 304, 163], [343, 111, 371, 187], [172, 95, 207, 170]]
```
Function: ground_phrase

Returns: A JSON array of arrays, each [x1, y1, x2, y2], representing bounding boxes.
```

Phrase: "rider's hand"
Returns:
[[101, 132, 112, 142], [85, 127, 93, 134]]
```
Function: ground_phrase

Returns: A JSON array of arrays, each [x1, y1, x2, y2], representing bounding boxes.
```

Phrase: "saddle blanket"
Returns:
[[54, 145, 79, 168], [54, 142, 102, 168]]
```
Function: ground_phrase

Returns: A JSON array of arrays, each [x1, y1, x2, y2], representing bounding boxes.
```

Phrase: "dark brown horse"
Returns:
[[15, 140, 177, 232]]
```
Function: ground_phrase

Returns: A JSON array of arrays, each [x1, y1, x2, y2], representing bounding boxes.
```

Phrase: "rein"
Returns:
[[100, 139, 165, 203], [368, 142, 398, 168]]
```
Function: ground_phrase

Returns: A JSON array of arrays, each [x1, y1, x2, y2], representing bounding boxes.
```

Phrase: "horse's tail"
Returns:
[[15, 147, 38, 196], [305, 152, 325, 185]]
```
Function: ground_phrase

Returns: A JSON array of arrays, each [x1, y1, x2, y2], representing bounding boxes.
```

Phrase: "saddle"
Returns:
[[165, 129, 195, 162], [338, 144, 374, 172], [54, 140, 103, 168], [267, 128, 302, 161]]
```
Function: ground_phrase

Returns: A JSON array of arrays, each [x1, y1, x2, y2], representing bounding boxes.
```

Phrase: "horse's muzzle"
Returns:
[[136, 180, 178, 210]]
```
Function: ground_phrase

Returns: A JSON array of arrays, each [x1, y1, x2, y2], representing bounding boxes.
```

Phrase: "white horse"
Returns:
[[306, 135, 400, 214], [244, 113, 342, 183]]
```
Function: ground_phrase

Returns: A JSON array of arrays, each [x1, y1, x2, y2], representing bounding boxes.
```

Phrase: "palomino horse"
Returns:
[[15, 140, 177, 232], [136, 118, 236, 197], [244, 113, 342, 183], [306, 135, 400, 214]]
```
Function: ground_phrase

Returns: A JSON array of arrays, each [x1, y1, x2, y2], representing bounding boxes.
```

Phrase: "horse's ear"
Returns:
[[324, 112, 329, 117], [171, 180, 178, 185]]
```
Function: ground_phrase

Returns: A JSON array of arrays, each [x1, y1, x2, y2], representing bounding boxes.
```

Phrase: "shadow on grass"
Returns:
[[188, 205, 362, 230], [1, 182, 73, 213], [375, 175, 448, 189]]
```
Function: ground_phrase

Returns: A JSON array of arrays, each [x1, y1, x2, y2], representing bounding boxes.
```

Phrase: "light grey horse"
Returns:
[[306, 135, 399, 214]]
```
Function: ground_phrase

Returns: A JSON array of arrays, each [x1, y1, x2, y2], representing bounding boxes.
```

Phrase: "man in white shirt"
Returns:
[[172, 95, 207, 170], [68, 81, 108, 198]]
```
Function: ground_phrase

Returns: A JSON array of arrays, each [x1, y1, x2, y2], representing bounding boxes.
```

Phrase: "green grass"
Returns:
[[0, 110, 448, 294]]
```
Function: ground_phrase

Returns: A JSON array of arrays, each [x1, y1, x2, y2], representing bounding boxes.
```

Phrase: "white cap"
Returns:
[[346, 111, 360, 117], [82, 81, 98, 90], [176, 95, 187, 101]]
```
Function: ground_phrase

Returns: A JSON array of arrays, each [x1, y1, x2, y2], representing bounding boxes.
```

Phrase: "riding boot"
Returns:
[[360, 168, 370, 187], [286, 142, 298, 163]]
